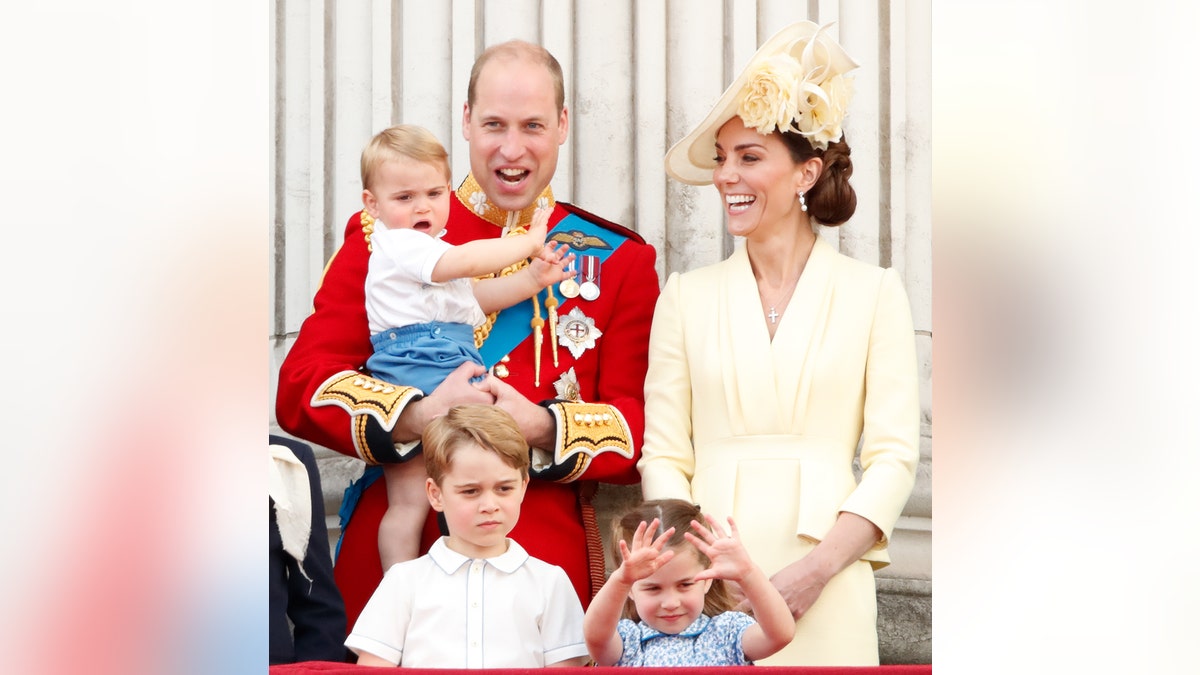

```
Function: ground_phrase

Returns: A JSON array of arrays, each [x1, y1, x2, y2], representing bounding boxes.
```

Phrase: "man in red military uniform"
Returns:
[[275, 39, 660, 631]]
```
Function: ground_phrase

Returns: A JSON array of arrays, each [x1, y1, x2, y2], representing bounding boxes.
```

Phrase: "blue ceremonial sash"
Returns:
[[335, 465, 379, 561], [477, 213, 629, 368]]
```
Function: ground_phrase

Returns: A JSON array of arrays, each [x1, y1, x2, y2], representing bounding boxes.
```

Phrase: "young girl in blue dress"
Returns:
[[583, 499, 795, 666]]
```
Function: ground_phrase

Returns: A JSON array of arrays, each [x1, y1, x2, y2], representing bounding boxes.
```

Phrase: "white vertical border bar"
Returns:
[[634, 0, 667, 279], [573, 0, 633, 223], [836, 0, 881, 266], [449, 0, 478, 188], [814, 0, 840, 251], [664, 0, 726, 275], [757, 0, 801, 40], [269, 0, 283, 428], [888, 0, 908, 281], [400, 0, 455, 148], [330, 1, 367, 238], [542, 0, 575, 203], [370, 0, 395, 134], [904, 0, 933, 447], [905, 0, 932, 336], [281, 0, 318, 329], [483, 0, 540, 43], [307, 1, 332, 284]]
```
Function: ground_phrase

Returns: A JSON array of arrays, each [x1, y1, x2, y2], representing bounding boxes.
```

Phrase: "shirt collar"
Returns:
[[454, 173, 556, 230], [427, 537, 531, 575], [634, 614, 712, 642]]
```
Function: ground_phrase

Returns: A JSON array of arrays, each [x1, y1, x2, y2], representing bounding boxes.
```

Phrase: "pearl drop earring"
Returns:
[[797, 190, 808, 212]]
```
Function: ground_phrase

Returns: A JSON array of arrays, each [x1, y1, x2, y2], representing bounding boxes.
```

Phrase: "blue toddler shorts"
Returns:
[[366, 321, 485, 395]]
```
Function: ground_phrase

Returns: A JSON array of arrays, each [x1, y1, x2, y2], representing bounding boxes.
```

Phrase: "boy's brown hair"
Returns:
[[422, 405, 530, 485], [360, 124, 451, 192]]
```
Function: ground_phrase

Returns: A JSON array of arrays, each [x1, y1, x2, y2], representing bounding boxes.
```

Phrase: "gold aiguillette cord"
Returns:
[[545, 290, 560, 368], [530, 290, 544, 387]]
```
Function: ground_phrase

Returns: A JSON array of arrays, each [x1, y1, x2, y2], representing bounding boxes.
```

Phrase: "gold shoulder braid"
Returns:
[[361, 210, 376, 250]]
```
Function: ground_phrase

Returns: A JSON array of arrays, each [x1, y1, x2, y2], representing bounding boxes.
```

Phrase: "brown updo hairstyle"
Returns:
[[609, 499, 738, 622], [778, 131, 857, 226]]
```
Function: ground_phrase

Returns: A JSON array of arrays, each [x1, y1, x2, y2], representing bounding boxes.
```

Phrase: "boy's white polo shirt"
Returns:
[[346, 537, 588, 667]]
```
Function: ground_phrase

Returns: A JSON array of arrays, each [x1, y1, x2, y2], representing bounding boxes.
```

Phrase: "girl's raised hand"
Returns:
[[613, 518, 676, 585], [685, 514, 755, 584]]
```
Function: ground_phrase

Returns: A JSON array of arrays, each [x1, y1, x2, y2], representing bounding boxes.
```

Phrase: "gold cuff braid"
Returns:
[[310, 371, 422, 454], [540, 402, 634, 482]]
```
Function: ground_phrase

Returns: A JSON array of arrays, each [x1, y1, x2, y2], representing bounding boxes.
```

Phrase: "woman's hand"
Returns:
[[767, 556, 832, 620], [762, 512, 882, 619]]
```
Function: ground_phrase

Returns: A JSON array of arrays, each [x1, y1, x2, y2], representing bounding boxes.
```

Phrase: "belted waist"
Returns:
[[694, 435, 850, 472], [690, 434, 867, 553], [370, 321, 475, 349]]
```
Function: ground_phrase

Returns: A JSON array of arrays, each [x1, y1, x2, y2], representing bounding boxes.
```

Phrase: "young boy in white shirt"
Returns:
[[358, 125, 573, 572], [345, 404, 589, 668]]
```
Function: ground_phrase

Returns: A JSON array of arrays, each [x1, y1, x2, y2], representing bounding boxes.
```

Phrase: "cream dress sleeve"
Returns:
[[638, 271, 696, 502]]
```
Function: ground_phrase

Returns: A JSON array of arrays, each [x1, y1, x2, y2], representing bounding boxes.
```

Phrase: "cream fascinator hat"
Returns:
[[665, 21, 860, 186]]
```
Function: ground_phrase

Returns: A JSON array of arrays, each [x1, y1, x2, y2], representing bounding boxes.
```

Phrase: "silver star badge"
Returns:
[[556, 307, 602, 359]]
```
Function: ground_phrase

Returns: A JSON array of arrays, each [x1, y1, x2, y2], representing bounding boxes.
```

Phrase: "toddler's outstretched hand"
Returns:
[[526, 206, 553, 252], [528, 242, 576, 287], [613, 518, 676, 585]]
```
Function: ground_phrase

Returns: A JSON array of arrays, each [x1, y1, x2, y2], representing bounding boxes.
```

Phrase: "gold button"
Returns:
[[493, 364, 510, 378]]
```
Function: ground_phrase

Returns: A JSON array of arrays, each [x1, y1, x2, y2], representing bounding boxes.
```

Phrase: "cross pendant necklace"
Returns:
[[767, 307, 780, 324]]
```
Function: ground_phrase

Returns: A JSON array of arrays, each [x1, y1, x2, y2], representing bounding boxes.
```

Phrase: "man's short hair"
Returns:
[[467, 40, 565, 112]]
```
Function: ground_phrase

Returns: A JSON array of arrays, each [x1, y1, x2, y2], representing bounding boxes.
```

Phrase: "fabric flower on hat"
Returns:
[[737, 54, 804, 135], [795, 72, 855, 149], [735, 24, 857, 151]]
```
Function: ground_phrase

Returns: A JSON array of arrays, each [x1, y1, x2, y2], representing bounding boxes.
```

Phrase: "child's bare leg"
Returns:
[[379, 460, 431, 570]]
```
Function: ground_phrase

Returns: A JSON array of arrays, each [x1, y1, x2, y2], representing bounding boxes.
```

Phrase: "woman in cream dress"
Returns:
[[638, 22, 919, 666]]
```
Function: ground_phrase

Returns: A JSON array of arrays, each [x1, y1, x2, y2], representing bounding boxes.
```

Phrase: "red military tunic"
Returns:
[[275, 174, 660, 630]]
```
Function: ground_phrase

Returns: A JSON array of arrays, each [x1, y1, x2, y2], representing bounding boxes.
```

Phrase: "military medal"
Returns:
[[557, 307, 602, 359], [559, 258, 580, 298], [579, 255, 600, 301], [553, 367, 582, 402]]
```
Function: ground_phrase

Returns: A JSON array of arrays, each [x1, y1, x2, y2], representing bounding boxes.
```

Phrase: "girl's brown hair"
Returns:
[[609, 499, 738, 622]]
